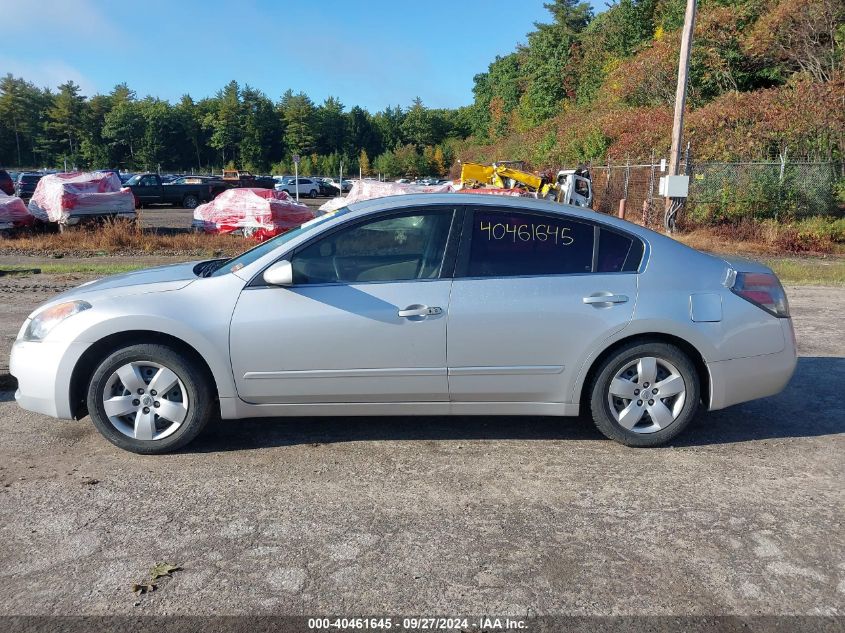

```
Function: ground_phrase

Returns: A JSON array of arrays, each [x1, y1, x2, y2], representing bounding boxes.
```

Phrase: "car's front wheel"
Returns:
[[86, 343, 213, 454], [589, 341, 699, 447]]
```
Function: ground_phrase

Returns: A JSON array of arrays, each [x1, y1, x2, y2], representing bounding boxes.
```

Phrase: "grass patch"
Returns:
[[0, 218, 248, 258], [759, 257, 845, 286], [1, 262, 148, 275]]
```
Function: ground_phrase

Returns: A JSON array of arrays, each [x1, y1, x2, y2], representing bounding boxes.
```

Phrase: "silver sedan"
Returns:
[[10, 194, 796, 453]]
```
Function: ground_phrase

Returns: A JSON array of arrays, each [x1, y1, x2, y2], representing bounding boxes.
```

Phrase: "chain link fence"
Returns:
[[588, 160, 844, 229]]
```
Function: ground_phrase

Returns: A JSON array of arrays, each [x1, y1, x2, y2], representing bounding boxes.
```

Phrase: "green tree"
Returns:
[[137, 98, 178, 170], [517, 0, 593, 126], [373, 150, 400, 178], [279, 89, 316, 155], [46, 81, 87, 166], [373, 105, 405, 151], [0, 74, 38, 165], [80, 93, 114, 167], [346, 105, 381, 158], [315, 96, 345, 155], [401, 97, 434, 148], [102, 85, 143, 167], [204, 80, 242, 165], [240, 86, 282, 171]]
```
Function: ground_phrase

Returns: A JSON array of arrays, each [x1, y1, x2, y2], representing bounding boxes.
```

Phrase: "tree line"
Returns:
[[2, 0, 842, 179], [462, 0, 844, 165], [0, 76, 473, 177]]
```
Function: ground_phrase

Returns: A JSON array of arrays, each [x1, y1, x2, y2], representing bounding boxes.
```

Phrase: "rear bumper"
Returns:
[[707, 319, 797, 410]]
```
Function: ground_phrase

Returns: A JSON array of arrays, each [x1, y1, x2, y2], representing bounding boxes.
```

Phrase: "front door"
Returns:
[[447, 207, 641, 403], [229, 207, 460, 404], [135, 174, 162, 205]]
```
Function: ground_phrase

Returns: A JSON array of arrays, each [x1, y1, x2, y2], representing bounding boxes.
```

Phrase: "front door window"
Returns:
[[291, 210, 455, 284]]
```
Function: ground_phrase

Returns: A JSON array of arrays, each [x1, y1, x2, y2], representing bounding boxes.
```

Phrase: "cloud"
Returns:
[[0, 0, 130, 47], [0, 57, 99, 95]]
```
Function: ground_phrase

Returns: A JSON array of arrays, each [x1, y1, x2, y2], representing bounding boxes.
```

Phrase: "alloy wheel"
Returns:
[[102, 361, 189, 441], [606, 356, 686, 434]]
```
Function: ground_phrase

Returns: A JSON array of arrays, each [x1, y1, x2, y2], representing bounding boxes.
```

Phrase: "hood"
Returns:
[[44, 261, 201, 306]]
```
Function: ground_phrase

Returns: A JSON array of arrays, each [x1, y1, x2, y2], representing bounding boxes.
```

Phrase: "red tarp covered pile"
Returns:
[[319, 180, 456, 213], [0, 191, 34, 230], [28, 172, 136, 224], [192, 188, 316, 240]]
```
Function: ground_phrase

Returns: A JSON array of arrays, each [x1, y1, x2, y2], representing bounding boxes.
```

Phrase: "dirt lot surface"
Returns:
[[0, 279, 842, 619]]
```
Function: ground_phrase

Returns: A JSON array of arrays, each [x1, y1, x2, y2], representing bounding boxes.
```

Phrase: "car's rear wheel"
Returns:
[[309, 189, 317, 198], [86, 343, 213, 454], [182, 194, 199, 209], [589, 341, 699, 447]]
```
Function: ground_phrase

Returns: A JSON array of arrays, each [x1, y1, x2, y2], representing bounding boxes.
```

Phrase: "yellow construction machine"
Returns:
[[459, 161, 593, 208]]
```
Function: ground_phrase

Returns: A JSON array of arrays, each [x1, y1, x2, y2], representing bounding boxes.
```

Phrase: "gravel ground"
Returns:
[[0, 283, 842, 618]]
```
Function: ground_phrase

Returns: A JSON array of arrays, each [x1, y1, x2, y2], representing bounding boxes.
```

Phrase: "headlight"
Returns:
[[23, 300, 92, 342]]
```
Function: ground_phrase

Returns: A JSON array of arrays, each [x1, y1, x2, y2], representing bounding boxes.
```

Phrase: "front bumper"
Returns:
[[9, 337, 88, 419], [707, 319, 797, 410]]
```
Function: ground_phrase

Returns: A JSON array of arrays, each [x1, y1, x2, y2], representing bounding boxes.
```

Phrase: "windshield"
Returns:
[[210, 208, 352, 277], [125, 174, 144, 185]]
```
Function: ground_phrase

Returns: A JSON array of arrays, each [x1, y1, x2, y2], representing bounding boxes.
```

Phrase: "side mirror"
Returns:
[[263, 260, 294, 286]]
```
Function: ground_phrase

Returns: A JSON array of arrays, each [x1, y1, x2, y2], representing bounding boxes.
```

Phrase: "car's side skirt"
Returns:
[[219, 397, 579, 419]]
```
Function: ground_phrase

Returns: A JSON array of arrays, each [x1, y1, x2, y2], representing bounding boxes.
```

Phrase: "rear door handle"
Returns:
[[583, 294, 629, 305], [398, 304, 443, 318]]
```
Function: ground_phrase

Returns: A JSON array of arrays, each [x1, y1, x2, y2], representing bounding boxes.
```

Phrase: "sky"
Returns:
[[0, 0, 603, 112]]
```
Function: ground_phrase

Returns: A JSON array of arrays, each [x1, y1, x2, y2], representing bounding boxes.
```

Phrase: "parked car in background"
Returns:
[[312, 178, 337, 197], [10, 194, 796, 454], [275, 177, 319, 198], [14, 172, 44, 201], [221, 170, 276, 190], [328, 178, 353, 193], [125, 173, 225, 209], [0, 169, 14, 195]]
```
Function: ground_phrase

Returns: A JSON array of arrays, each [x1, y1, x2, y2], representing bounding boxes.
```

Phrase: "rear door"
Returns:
[[446, 207, 642, 403]]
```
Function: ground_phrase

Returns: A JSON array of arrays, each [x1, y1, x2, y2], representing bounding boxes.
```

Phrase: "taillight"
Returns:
[[729, 271, 790, 318]]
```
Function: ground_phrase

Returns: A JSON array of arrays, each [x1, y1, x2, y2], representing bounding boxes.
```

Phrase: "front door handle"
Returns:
[[583, 294, 629, 306], [398, 304, 443, 318]]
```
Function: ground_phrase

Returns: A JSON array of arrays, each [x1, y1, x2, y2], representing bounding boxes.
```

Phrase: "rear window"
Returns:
[[597, 228, 644, 272], [20, 175, 41, 184], [467, 210, 594, 277]]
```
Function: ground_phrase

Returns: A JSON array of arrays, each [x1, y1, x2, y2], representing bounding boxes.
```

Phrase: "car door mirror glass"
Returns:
[[263, 260, 294, 286]]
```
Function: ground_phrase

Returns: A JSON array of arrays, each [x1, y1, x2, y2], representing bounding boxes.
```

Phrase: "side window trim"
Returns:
[[248, 206, 465, 288]]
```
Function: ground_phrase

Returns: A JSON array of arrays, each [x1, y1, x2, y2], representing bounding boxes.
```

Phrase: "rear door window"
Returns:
[[464, 209, 595, 277], [597, 228, 645, 272]]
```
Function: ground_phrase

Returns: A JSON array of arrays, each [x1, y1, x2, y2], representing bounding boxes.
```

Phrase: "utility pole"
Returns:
[[664, 0, 697, 231]]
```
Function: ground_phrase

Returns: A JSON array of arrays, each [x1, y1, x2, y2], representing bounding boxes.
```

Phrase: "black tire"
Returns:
[[182, 194, 199, 209], [589, 341, 700, 447], [309, 189, 317, 199], [86, 343, 214, 454]]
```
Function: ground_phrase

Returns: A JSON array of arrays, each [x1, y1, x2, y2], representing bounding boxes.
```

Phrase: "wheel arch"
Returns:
[[576, 333, 710, 411], [68, 330, 220, 420]]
